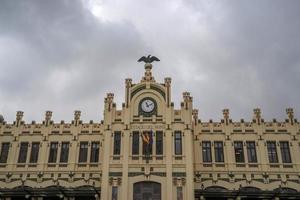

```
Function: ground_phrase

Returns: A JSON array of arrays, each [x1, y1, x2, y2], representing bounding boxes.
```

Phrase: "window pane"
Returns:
[[132, 132, 139, 155], [60, 142, 70, 163], [202, 141, 212, 162], [156, 131, 163, 155], [29, 142, 40, 163], [234, 141, 245, 163], [280, 141, 292, 163], [112, 186, 118, 200], [48, 142, 58, 163], [18, 142, 29, 163], [214, 141, 224, 162], [246, 141, 257, 163], [177, 187, 183, 200], [113, 132, 121, 155], [0, 143, 10, 163], [174, 131, 182, 155], [90, 142, 100, 162], [267, 141, 278, 163], [78, 142, 88, 163]]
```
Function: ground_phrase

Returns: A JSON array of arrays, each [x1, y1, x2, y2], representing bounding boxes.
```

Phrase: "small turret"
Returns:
[[253, 108, 262, 125], [105, 93, 114, 112], [286, 108, 294, 125], [45, 111, 52, 126], [74, 110, 81, 126], [222, 109, 230, 125], [16, 111, 24, 126]]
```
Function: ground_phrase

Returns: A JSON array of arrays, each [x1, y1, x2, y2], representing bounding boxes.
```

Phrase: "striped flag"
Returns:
[[142, 131, 153, 145]]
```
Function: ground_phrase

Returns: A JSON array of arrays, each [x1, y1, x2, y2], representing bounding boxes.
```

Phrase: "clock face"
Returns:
[[141, 99, 155, 113]]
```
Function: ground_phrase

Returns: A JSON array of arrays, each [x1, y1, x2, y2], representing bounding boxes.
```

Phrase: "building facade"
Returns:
[[0, 62, 300, 200]]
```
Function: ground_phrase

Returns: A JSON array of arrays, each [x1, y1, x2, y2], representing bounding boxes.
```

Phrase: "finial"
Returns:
[[16, 111, 24, 126], [286, 108, 294, 125], [222, 109, 230, 125], [16, 111, 24, 121], [193, 109, 199, 125], [45, 111, 52, 121], [74, 110, 81, 121], [253, 108, 262, 125]]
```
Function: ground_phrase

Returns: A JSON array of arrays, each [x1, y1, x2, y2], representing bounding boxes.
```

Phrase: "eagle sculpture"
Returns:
[[138, 55, 160, 63]]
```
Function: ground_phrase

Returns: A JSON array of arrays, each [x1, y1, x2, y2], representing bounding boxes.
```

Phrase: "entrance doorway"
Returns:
[[133, 181, 161, 200]]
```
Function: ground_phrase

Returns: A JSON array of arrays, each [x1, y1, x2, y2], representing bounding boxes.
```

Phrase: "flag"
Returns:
[[142, 131, 150, 144], [142, 131, 153, 145]]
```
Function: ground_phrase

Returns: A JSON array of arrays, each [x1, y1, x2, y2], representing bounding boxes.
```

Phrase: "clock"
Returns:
[[139, 97, 157, 116]]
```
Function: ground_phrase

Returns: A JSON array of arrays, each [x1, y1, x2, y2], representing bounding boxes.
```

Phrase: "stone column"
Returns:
[[121, 129, 130, 200], [165, 128, 173, 200]]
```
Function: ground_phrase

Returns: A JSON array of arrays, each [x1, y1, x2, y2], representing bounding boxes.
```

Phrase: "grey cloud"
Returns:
[[0, 0, 299, 123], [0, 0, 146, 122]]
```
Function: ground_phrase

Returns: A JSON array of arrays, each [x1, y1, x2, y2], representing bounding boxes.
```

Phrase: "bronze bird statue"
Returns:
[[138, 55, 160, 63]]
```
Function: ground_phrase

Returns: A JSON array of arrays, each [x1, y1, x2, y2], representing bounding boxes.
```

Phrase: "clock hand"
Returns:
[[145, 102, 149, 107]]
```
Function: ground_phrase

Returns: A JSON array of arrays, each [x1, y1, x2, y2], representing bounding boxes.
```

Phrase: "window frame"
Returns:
[[0, 142, 10, 163], [59, 142, 70, 163], [234, 141, 245, 163], [18, 142, 29, 163], [246, 141, 257, 163], [48, 142, 58, 163], [267, 141, 278, 163], [174, 131, 182, 155], [90, 141, 100, 163], [156, 131, 163, 155], [280, 141, 292, 163], [214, 141, 224, 162], [113, 132, 121, 155], [132, 131, 140, 155], [29, 142, 40, 163], [78, 141, 88, 163], [202, 141, 212, 162]]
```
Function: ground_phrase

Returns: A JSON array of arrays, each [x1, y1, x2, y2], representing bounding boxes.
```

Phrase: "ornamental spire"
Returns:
[[138, 55, 160, 82]]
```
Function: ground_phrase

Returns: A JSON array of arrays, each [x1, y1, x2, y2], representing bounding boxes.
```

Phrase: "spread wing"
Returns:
[[138, 56, 147, 62], [150, 56, 160, 62]]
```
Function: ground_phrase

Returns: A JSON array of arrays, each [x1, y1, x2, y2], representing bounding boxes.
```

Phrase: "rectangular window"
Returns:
[[78, 142, 88, 163], [234, 141, 245, 163], [267, 141, 278, 163], [18, 142, 29, 163], [280, 141, 292, 163], [156, 131, 163, 155], [29, 142, 40, 163], [246, 141, 257, 163], [48, 142, 58, 163], [112, 186, 118, 200], [90, 142, 100, 163], [0, 142, 10, 163], [174, 131, 182, 155], [202, 141, 212, 162], [60, 142, 70, 163], [113, 132, 121, 155], [132, 132, 139, 155], [177, 187, 183, 200], [214, 141, 224, 162]]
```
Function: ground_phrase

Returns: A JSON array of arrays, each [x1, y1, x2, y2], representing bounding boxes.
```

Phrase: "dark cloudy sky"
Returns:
[[1, 0, 300, 123]]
